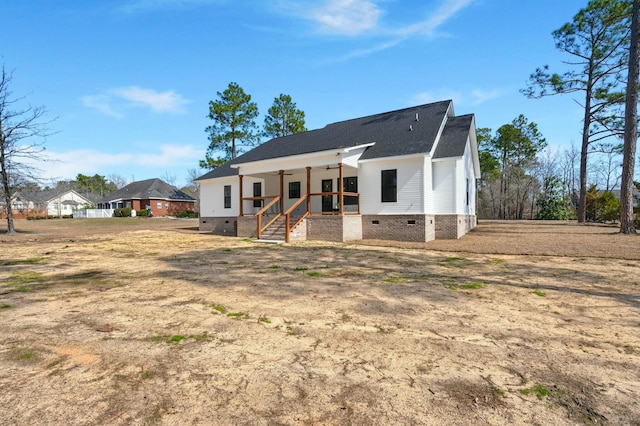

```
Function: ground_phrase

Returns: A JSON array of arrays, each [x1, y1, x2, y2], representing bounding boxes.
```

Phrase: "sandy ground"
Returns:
[[0, 218, 639, 425]]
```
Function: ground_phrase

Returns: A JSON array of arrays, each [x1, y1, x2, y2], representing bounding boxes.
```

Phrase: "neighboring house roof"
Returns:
[[197, 100, 467, 181], [15, 189, 94, 206], [98, 178, 196, 204]]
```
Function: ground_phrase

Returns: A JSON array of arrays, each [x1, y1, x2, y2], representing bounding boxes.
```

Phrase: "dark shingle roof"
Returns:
[[98, 178, 196, 203], [433, 114, 474, 159], [197, 100, 457, 180]]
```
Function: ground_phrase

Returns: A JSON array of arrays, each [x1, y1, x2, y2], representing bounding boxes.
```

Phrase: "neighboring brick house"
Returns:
[[196, 100, 480, 242], [97, 178, 195, 217]]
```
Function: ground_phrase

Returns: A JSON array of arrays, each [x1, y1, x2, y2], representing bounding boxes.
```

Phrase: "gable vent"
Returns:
[[409, 125, 413, 131], [415, 112, 419, 121]]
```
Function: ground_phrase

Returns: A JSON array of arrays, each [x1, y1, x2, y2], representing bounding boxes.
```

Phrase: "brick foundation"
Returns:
[[362, 215, 436, 242], [306, 215, 362, 242], [434, 214, 477, 239]]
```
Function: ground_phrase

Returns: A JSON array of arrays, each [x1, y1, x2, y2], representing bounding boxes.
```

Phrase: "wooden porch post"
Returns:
[[338, 162, 344, 215], [239, 174, 244, 216], [279, 170, 284, 214], [306, 167, 311, 213]]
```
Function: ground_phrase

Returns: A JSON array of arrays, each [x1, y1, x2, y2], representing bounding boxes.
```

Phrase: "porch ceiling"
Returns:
[[242, 163, 357, 179]]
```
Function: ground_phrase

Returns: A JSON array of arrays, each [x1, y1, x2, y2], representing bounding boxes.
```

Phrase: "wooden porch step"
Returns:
[[259, 215, 306, 242]]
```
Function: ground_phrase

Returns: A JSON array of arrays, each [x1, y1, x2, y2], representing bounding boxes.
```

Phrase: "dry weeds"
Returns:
[[0, 218, 639, 425]]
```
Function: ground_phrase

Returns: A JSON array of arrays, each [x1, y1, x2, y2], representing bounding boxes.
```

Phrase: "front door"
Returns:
[[321, 179, 333, 212]]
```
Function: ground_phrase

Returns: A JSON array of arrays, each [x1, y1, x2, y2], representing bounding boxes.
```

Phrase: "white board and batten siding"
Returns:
[[199, 175, 263, 218], [432, 138, 477, 215], [359, 156, 425, 215], [460, 141, 477, 215], [432, 159, 456, 214]]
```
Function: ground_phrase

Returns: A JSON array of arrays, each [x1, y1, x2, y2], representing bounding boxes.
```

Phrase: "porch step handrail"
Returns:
[[256, 196, 281, 239], [284, 194, 310, 243]]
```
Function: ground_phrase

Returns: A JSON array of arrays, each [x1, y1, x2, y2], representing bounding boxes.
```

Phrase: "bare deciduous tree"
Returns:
[[0, 66, 52, 234]]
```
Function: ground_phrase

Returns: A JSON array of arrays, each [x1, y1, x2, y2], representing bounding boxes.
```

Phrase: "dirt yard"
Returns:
[[1, 218, 638, 425]]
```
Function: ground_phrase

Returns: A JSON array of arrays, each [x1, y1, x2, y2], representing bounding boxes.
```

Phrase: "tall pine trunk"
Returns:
[[620, 0, 640, 234]]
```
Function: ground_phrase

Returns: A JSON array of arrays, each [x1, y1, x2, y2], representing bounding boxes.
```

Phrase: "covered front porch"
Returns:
[[236, 163, 361, 242]]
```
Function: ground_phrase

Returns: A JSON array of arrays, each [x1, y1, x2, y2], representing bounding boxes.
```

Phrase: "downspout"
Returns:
[[338, 162, 344, 215], [238, 174, 244, 217], [279, 170, 284, 214]]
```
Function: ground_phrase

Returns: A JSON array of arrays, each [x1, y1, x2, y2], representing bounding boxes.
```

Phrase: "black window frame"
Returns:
[[288, 181, 301, 199], [253, 182, 262, 208], [339, 176, 358, 206], [223, 185, 231, 209], [381, 169, 397, 203]]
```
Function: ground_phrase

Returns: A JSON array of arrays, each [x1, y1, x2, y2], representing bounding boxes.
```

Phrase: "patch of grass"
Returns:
[[6, 271, 45, 292], [382, 276, 407, 283], [268, 265, 281, 269], [259, 316, 271, 323], [460, 282, 483, 289], [166, 335, 185, 344], [521, 384, 550, 400], [222, 248, 232, 253], [0, 304, 11, 310], [227, 312, 249, 320], [2, 257, 46, 266], [441, 257, 464, 262], [532, 290, 546, 297], [211, 304, 227, 314], [494, 387, 506, 397], [147, 335, 170, 343], [146, 406, 163, 424], [488, 258, 506, 264], [446, 285, 458, 291], [141, 369, 157, 380], [8, 348, 39, 363], [307, 272, 324, 277], [294, 266, 308, 271], [188, 332, 212, 342]]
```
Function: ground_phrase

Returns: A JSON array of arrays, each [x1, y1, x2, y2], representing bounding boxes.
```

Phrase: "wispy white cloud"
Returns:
[[411, 87, 504, 107], [118, 0, 222, 14], [82, 87, 189, 117], [276, 0, 382, 36], [112, 86, 189, 113], [32, 144, 205, 181], [395, 0, 474, 38], [81, 95, 124, 119], [310, 0, 382, 36], [280, 0, 475, 61], [137, 144, 204, 166]]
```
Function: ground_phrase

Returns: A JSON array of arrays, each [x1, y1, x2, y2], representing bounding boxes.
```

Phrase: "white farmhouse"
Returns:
[[196, 100, 480, 242]]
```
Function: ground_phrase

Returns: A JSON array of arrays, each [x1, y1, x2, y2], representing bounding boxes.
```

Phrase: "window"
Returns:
[[223, 185, 231, 209], [157, 202, 162, 209], [253, 182, 262, 208], [340, 177, 358, 205], [289, 181, 301, 199], [466, 178, 470, 206], [381, 169, 397, 202]]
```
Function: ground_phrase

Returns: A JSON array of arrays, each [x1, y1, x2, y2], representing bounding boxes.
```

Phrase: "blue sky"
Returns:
[[3, 0, 593, 188]]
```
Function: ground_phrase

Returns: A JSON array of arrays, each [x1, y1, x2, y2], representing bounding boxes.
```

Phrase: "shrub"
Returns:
[[136, 209, 148, 217], [113, 208, 132, 217], [174, 210, 198, 218]]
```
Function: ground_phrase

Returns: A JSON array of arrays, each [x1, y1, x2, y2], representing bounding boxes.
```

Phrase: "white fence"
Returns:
[[74, 209, 114, 219]]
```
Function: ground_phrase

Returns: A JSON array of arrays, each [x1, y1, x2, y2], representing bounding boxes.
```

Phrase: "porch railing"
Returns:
[[243, 192, 360, 241], [284, 194, 310, 243], [255, 196, 281, 239], [308, 192, 360, 215]]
